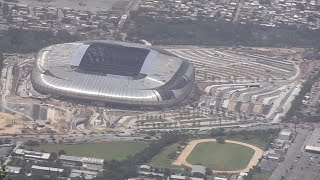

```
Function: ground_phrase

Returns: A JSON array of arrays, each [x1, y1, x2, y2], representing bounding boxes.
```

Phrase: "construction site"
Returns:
[[0, 46, 317, 135]]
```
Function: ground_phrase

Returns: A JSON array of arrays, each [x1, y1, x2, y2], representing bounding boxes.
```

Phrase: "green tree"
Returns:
[[49, 152, 58, 161], [58, 150, 66, 156], [216, 137, 225, 144], [0, 165, 8, 180], [2, 3, 9, 17]]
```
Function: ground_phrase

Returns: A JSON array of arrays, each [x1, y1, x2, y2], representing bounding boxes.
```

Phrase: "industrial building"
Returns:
[[31, 41, 195, 108], [59, 155, 104, 171]]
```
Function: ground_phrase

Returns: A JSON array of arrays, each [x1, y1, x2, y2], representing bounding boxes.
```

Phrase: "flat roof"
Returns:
[[305, 128, 320, 152], [15, 149, 51, 159], [31, 165, 64, 172], [59, 155, 104, 164], [280, 129, 292, 136]]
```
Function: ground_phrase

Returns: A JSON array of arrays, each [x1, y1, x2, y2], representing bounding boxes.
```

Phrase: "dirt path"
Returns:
[[172, 139, 263, 174]]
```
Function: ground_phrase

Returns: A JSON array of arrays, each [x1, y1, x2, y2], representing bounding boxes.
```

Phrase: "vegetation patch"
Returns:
[[150, 143, 181, 168], [186, 142, 255, 171], [29, 141, 149, 161]]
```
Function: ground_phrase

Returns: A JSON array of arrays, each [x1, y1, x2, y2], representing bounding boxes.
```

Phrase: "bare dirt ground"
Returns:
[[172, 139, 263, 174], [0, 112, 32, 135]]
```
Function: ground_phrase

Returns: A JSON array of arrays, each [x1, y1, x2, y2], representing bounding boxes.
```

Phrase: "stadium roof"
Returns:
[[31, 41, 195, 107]]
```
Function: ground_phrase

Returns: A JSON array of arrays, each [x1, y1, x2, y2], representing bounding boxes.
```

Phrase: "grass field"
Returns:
[[29, 141, 149, 161], [186, 142, 255, 171], [150, 143, 180, 168]]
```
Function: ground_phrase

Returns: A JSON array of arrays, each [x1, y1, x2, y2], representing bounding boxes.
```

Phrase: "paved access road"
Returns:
[[269, 128, 310, 180]]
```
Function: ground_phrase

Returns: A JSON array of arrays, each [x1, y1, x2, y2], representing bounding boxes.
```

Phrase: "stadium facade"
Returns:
[[31, 41, 195, 108]]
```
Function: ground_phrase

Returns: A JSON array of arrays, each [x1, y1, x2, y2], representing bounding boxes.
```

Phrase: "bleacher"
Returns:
[[79, 43, 150, 76]]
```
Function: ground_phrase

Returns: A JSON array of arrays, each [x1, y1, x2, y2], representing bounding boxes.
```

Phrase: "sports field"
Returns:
[[30, 141, 149, 161], [186, 142, 255, 171]]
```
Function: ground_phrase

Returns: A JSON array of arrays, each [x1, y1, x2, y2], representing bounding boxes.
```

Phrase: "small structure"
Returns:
[[278, 129, 292, 141], [6, 166, 21, 174], [191, 165, 206, 178], [169, 175, 187, 180], [272, 139, 285, 149], [139, 165, 151, 172]]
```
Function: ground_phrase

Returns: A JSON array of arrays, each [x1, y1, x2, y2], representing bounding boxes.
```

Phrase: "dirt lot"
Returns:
[[0, 112, 32, 135]]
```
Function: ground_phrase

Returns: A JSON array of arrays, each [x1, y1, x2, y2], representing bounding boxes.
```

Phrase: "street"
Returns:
[[270, 128, 310, 180]]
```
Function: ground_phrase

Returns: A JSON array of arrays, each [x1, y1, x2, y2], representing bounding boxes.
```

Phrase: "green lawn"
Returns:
[[187, 142, 255, 171], [251, 171, 272, 180], [150, 143, 180, 168], [29, 141, 149, 161]]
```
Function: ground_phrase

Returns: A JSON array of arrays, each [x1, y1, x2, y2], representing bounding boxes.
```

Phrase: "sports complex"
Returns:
[[31, 41, 195, 108]]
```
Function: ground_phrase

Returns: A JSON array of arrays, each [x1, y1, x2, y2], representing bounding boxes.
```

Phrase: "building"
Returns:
[[14, 149, 50, 160], [169, 175, 187, 180], [31, 165, 64, 175], [191, 165, 206, 178], [59, 155, 104, 171], [139, 165, 151, 172], [31, 41, 195, 108], [69, 169, 98, 179], [305, 128, 320, 153], [6, 166, 21, 174], [278, 129, 292, 141]]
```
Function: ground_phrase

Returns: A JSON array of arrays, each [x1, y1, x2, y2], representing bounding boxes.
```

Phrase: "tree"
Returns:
[[2, 3, 9, 17], [0, 165, 8, 180], [58, 150, 66, 156], [49, 152, 58, 161], [216, 137, 225, 144], [3, 139, 10, 144]]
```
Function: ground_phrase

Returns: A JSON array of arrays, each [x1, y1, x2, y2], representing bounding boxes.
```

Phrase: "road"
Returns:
[[1, 66, 33, 120], [269, 128, 310, 180]]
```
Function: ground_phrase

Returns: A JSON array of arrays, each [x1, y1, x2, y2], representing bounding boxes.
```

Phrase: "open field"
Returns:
[[29, 141, 149, 161], [173, 139, 263, 173], [187, 142, 254, 170], [150, 143, 180, 168]]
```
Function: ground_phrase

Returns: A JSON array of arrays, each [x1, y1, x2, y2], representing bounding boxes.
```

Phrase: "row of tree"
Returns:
[[284, 70, 320, 122], [0, 27, 81, 54], [126, 15, 320, 48]]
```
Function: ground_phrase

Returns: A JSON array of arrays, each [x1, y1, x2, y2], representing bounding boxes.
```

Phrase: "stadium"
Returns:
[[31, 41, 195, 108]]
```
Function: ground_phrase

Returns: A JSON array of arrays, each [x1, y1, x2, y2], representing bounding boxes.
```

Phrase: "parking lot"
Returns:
[[286, 150, 320, 180]]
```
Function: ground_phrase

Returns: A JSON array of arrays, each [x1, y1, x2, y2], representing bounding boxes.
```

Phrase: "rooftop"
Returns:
[[15, 149, 51, 160], [59, 155, 104, 164], [31, 165, 64, 172], [305, 128, 320, 152]]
